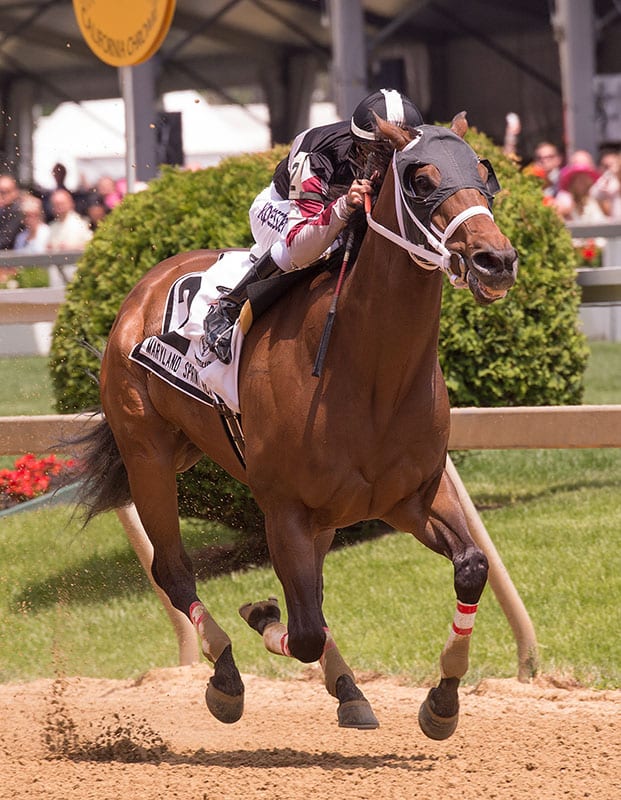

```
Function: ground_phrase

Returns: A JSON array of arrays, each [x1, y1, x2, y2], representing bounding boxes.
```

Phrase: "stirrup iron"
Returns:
[[203, 251, 281, 364]]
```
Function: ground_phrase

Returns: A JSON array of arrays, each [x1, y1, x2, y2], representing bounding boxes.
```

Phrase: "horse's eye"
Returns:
[[413, 173, 435, 197], [478, 162, 491, 181]]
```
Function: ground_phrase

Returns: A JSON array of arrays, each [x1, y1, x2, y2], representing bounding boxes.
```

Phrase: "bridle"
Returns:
[[365, 134, 497, 288]]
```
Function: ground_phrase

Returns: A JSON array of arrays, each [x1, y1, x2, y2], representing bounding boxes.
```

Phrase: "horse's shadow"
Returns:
[[67, 744, 441, 772]]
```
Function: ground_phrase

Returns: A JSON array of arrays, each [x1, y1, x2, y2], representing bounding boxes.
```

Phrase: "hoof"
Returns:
[[418, 698, 458, 740], [239, 597, 280, 634], [205, 679, 244, 724], [338, 699, 380, 730]]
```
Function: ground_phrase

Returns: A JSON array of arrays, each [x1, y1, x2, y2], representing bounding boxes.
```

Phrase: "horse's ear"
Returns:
[[450, 111, 468, 139], [372, 111, 412, 151]]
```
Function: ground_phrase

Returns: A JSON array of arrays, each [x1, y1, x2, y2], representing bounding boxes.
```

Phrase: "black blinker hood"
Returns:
[[394, 125, 500, 227]]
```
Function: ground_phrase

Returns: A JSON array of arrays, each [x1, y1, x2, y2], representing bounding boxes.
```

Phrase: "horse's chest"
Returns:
[[305, 420, 447, 519]]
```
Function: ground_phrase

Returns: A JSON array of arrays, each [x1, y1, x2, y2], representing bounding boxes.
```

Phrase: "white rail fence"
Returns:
[[1, 405, 620, 679], [2, 406, 620, 454], [1, 234, 621, 352], [0, 252, 82, 356], [569, 221, 621, 342]]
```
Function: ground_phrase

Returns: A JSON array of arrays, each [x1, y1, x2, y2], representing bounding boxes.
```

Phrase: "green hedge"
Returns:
[[50, 130, 587, 534], [50, 147, 289, 413], [440, 129, 587, 406], [51, 148, 289, 536]]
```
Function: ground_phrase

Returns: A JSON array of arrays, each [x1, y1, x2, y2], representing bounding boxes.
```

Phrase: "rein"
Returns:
[[312, 152, 378, 378], [312, 142, 492, 376], [365, 152, 494, 288]]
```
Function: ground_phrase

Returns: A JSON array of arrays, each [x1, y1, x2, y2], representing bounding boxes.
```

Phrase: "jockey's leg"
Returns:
[[203, 250, 281, 364]]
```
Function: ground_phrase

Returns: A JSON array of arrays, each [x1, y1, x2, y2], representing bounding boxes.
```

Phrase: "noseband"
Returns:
[[366, 126, 499, 288]]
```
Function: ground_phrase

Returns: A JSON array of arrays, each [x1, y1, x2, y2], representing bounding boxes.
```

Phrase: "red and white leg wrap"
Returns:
[[189, 601, 231, 663], [440, 601, 478, 679], [189, 600, 208, 630], [262, 622, 291, 656], [451, 601, 478, 637]]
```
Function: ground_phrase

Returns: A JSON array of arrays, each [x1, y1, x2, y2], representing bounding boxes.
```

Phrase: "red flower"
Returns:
[[0, 453, 76, 508], [582, 243, 596, 261], [578, 239, 602, 267]]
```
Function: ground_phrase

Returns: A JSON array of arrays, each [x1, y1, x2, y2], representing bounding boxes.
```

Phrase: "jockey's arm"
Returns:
[[282, 178, 371, 270]]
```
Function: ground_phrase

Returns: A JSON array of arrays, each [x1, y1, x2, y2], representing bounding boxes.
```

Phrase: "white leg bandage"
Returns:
[[189, 601, 231, 663]]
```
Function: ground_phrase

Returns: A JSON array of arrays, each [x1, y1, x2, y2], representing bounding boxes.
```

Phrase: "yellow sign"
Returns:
[[73, 0, 176, 67]]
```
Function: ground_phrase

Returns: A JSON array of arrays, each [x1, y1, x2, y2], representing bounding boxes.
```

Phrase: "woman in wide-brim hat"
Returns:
[[555, 162, 606, 223]]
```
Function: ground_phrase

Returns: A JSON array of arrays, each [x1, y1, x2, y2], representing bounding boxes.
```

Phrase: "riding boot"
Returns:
[[203, 251, 281, 364]]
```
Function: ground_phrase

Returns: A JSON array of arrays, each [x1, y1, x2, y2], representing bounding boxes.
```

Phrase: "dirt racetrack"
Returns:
[[1, 664, 619, 800]]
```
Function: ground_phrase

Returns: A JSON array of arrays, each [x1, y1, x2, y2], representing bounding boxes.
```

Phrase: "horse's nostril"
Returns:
[[472, 250, 500, 273], [472, 248, 516, 276]]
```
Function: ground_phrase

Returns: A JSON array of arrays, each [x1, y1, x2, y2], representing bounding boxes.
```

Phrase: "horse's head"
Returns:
[[371, 113, 518, 305]]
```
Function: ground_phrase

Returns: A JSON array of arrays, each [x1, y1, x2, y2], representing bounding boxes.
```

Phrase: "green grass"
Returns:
[[0, 343, 620, 687], [0, 355, 57, 469], [0, 355, 55, 416], [583, 341, 621, 404], [1, 485, 619, 687]]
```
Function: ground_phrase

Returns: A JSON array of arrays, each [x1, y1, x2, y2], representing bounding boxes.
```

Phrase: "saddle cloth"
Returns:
[[129, 251, 253, 414]]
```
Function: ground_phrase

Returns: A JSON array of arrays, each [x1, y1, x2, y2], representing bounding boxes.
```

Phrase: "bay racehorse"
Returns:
[[75, 113, 517, 738]]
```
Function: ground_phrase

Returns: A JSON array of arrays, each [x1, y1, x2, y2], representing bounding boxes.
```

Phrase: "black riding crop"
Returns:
[[311, 228, 355, 377], [312, 155, 377, 378]]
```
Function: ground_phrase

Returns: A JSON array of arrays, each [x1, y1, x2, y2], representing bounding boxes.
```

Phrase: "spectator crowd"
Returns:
[[525, 139, 621, 225], [2, 132, 620, 261], [521, 137, 621, 265], [0, 162, 126, 255]]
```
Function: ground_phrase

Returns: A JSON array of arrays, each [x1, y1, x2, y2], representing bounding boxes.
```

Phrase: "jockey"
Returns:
[[204, 88, 424, 363]]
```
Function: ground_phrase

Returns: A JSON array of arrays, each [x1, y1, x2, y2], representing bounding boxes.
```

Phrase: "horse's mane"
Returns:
[[323, 142, 395, 272]]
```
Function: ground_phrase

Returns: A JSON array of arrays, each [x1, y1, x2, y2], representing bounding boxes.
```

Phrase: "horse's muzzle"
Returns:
[[467, 247, 518, 305]]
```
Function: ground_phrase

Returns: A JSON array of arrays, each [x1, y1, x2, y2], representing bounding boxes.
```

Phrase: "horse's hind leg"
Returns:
[[112, 418, 244, 723], [239, 520, 379, 729]]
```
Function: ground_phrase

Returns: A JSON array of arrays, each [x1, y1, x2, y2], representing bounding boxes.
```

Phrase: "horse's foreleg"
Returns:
[[420, 471, 488, 740], [238, 597, 351, 689], [259, 509, 331, 663], [239, 597, 378, 728], [239, 522, 379, 729], [320, 630, 379, 729], [438, 546, 487, 681], [387, 469, 488, 740], [417, 573, 484, 740]]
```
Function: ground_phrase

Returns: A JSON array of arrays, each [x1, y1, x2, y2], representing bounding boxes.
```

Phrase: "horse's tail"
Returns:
[[71, 415, 132, 524]]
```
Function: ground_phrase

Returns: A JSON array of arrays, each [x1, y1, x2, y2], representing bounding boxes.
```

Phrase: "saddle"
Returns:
[[239, 243, 353, 334]]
